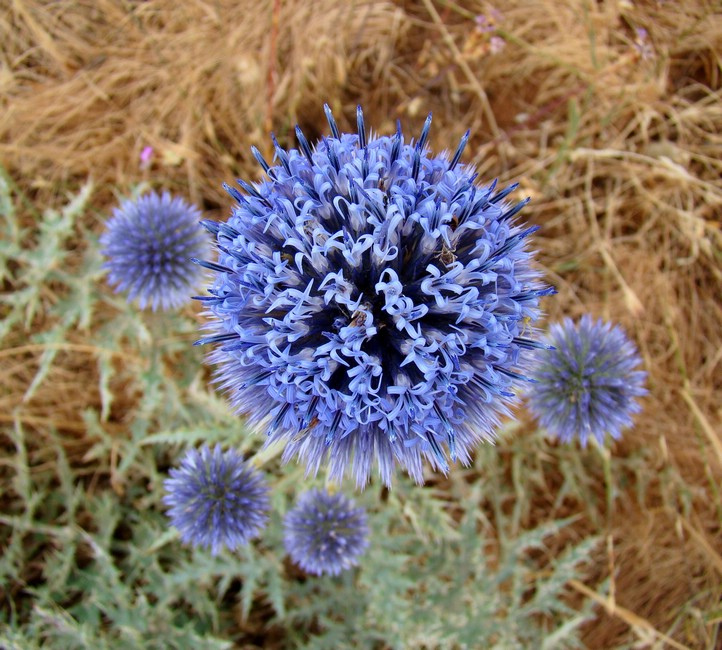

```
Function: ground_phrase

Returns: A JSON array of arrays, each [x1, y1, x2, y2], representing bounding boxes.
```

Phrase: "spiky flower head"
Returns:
[[528, 315, 647, 445], [101, 191, 208, 311], [163, 445, 270, 554], [283, 488, 368, 576], [195, 104, 554, 487]]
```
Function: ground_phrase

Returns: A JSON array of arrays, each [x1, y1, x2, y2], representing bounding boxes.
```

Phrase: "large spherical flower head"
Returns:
[[194, 105, 554, 487], [284, 488, 369, 576], [528, 315, 647, 446], [163, 445, 270, 554], [101, 191, 209, 311]]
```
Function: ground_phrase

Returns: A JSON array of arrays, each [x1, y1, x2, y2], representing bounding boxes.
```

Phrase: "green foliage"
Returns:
[[279, 481, 599, 650], [1, 172, 602, 649]]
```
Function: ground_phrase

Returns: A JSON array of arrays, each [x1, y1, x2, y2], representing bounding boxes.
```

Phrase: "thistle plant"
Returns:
[[528, 315, 647, 445], [101, 191, 208, 311], [283, 488, 369, 576], [194, 104, 554, 487], [163, 445, 270, 554], [0, 172, 617, 650]]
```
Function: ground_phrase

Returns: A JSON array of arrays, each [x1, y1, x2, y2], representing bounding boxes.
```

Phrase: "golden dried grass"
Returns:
[[2, 0, 721, 647]]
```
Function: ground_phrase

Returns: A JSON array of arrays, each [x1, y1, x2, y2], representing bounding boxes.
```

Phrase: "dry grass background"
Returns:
[[1, 0, 721, 647]]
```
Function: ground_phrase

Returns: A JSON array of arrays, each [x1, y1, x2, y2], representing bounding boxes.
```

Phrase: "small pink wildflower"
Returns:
[[140, 146, 154, 169]]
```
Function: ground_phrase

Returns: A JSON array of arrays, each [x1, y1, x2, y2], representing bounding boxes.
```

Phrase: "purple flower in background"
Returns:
[[284, 488, 368, 576], [475, 9, 506, 54], [528, 315, 647, 446], [489, 36, 506, 54], [633, 27, 654, 61], [163, 445, 270, 554], [475, 8, 502, 33], [101, 191, 208, 311], [195, 104, 554, 487]]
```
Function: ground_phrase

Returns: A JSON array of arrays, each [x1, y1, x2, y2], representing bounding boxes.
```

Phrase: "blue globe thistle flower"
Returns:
[[527, 315, 647, 446], [283, 488, 369, 576], [101, 191, 209, 311], [195, 105, 554, 486], [163, 445, 270, 554]]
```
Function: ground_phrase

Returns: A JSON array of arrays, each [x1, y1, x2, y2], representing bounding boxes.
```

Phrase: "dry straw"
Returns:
[[2, 1, 721, 647]]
